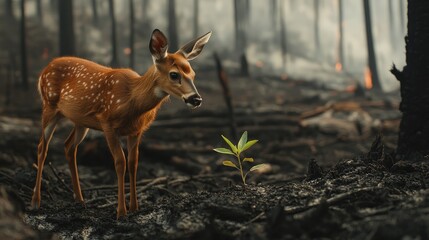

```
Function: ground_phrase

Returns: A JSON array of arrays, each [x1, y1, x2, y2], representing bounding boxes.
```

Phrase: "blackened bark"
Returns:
[[363, 0, 382, 90], [234, 0, 249, 51], [92, 0, 98, 25], [129, 0, 135, 69], [314, 0, 320, 58], [392, 0, 429, 158], [193, 0, 199, 37], [108, 0, 119, 67], [168, 0, 178, 51], [279, 0, 287, 68], [388, 0, 396, 48], [5, 0, 14, 19], [399, 0, 405, 34], [20, 0, 28, 89], [36, 0, 42, 23], [337, 0, 344, 70], [59, 0, 75, 56], [269, 0, 278, 29], [213, 52, 237, 141]]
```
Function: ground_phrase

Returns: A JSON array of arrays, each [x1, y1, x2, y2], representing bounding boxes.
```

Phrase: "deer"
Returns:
[[31, 29, 212, 218]]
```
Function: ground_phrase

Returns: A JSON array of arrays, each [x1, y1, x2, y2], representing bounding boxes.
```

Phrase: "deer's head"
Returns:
[[149, 29, 212, 109]]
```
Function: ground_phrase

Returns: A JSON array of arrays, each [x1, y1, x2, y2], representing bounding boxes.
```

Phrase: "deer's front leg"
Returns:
[[127, 134, 141, 212], [101, 124, 127, 219]]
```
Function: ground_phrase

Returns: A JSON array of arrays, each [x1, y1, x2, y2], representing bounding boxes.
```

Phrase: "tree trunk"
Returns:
[[363, 0, 382, 90], [388, 0, 396, 48], [193, 0, 199, 37], [279, 0, 287, 68], [92, 0, 98, 25], [108, 0, 119, 67], [59, 0, 75, 56], [36, 0, 42, 23], [399, 0, 405, 35], [168, 0, 178, 51], [337, 0, 344, 71], [269, 0, 278, 29], [129, 0, 135, 69], [391, 0, 429, 158], [314, 0, 320, 59], [20, 0, 28, 89], [5, 0, 14, 19]]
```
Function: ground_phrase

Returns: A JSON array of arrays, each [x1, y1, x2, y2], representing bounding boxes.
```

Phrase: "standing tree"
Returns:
[[388, 0, 396, 48], [269, 0, 278, 29], [108, 0, 119, 67], [399, 0, 405, 35], [129, 0, 135, 69], [5, 0, 14, 20], [36, 0, 42, 23], [336, 0, 344, 71], [193, 0, 199, 37], [20, 0, 28, 89], [234, 0, 250, 75], [59, 0, 75, 56], [314, 0, 320, 59], [391, 1, 429, 158], [363, 0, 382, 90], [168, 0, 178, 51], [91, 0, 98, 25], [279, 0, 287, 68]]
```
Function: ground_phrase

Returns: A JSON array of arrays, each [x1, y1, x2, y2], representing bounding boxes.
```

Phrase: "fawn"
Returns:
[[31, 29, 212, 218]]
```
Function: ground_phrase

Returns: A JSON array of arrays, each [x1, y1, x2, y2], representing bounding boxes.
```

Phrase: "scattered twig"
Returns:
[[233, 211, 266, 236], [48, 162, 73, 194], [284, 187, 382, 215]]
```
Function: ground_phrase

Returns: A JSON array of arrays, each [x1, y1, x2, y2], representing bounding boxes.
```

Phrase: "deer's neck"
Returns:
[[129, 65, 168, 114]]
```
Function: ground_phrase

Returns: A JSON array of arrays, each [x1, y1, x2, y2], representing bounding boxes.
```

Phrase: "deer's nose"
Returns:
[[184, 94, 202, 108]]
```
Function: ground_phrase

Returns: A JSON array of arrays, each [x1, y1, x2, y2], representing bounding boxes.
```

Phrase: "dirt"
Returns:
[[1, 69, 427, 239]]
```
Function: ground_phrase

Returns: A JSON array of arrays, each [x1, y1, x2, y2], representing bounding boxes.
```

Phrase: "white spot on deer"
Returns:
[[61, 89, 64, 93], [116, 99, 121, 103], [62, 74, 65, 77], [77, 80, 81, 83], [116, 80, 119, 84], [111, 94, 114, 98], [81, 97, 84, 100], [47, 82, 51, 86]]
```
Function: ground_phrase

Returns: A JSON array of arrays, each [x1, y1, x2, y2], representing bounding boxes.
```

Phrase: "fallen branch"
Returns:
[[48, 162, 73, 194]]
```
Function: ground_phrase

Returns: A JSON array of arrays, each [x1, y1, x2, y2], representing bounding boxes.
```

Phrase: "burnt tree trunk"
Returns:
[[314, 0, 320, 59], [193, 0, 199, 37], [388, 0, 396, 48], [234, 0, 250, 76], [269, 0, 278, 29], [391, 1, 429, 158], [168, 0, 178, 51], [399, 0, 405, 35], [20, 0, 28, 89], [363, 0, 382, 90], [36, 0, 42, 23], [92, 0, 98, 25], [59, 0, 75, 56], [108, 0, 119, 67], [5, 0, 14, 19], [337, 0, 344, 70], [279, 0, 287, 68], [129, 0, 135, 69]]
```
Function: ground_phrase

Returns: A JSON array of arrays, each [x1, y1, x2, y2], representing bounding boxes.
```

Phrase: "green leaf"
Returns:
[[249, 164, 269, 172], [223, 160, 238, 169], [238, 131, 248, 151], [213, 148, 235, 155], [243, 157, 254, 163], [221, 135, 238, 154], [241, 140, 258, 152]]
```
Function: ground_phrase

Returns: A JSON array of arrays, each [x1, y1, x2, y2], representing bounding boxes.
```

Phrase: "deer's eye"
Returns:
[[169, 72, 181, 83]]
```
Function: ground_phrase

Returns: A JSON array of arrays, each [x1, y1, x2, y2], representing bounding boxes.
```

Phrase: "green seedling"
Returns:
[[213, 131, 267, 186]]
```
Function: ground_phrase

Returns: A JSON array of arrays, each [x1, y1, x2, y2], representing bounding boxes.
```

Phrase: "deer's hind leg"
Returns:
[[31, 107, 62, 209], [64, 125, 88, 205]]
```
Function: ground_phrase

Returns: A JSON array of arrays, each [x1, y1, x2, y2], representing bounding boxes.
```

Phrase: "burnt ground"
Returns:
[[1, 67, 429, 239]]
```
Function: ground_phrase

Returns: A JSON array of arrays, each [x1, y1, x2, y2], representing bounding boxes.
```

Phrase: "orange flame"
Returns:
[[364, 67, 373, 90], [335, 62, 342, 72]]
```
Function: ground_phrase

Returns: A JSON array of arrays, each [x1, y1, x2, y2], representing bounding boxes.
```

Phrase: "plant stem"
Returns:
[[236, 153, 246, 185]]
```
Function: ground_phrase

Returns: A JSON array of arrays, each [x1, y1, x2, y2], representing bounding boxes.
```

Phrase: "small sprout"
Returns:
[[214, 131, 267, 186]]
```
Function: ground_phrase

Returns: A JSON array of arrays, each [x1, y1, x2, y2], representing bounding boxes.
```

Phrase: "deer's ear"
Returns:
[[177, 31, 212, 61], [149, 29, 168, 61]]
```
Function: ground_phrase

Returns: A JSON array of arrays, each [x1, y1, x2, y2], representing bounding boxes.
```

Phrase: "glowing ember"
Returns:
[[335, 62, 342, 72], [364, 67, 373, 89], [123, 48, 131, 55]]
